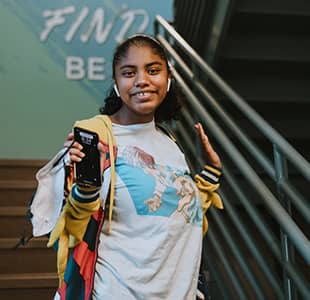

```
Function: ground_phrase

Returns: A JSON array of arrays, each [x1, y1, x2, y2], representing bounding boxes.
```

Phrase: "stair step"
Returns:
[[0, 188, 35, 207], [0, 206, 27, 217], [230, 12, 310, 35], [235, 0, 310, 16], [0, 273, 57, 300], [206, 101, 310, 140], [0, 247, 56, 274], [219, 72, 310, 105], [0, 180, 36, 189], [221, 34, 310, 62], [0, 237, 48, 249], [0, 287, 56, 300], [0, 272, 58, 300], [0, 179, 37, 207], [0, 272, 57, 289], [0, 160, 46, 181], [0, 206, 30, 238]]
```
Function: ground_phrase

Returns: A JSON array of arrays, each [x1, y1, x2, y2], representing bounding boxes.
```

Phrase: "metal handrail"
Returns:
[[155, 14, 310, 181], [154, 14, 310, 299], [154, 15, 310, 259], [175, 112, 309, 299], [207, 228, 249, 300], [172, 68, 310, 264], [210, 208, 266, 300], [156, 34, 310, 222]]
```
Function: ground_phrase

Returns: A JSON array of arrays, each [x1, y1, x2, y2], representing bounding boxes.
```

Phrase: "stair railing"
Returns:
[[154, 15, 310, 300]]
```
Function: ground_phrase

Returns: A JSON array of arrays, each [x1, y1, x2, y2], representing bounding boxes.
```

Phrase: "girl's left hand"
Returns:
[[195, 122, 222, 168]]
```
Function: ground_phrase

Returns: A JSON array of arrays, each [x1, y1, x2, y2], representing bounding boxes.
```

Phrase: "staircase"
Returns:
[[173, 0, 310, 161], [157, 1, 310, 299], [215, 0, 310, 161], [0, 160, 57, 300]]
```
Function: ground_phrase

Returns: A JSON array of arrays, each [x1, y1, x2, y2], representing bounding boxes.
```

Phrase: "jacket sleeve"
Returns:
[[47, 184, 101, 287], [194, 164, 224, 236], [30, 149, 70, 237], [46, 114, 115, 247]]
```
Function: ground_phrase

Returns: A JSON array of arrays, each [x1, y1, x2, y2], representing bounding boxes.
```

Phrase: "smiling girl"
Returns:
[[31, 34, 223, 300]]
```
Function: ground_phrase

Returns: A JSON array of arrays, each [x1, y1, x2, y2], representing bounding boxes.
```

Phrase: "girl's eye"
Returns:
[[122, 70, 135, 77], [148, 68, 160, 75]]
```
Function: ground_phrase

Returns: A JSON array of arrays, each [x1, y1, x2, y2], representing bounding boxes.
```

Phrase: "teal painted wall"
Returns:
[[0, 0, 172, 159]]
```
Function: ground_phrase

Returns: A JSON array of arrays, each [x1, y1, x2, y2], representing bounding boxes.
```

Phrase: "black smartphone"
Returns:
[[73, 127, 101, 188]]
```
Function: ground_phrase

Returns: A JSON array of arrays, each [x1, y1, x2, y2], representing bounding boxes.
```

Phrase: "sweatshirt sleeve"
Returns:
[[47, 183, 100, 248], [47, 184, 101, 287], [195, 164, 224, 236], [30, 149, 69, 237]]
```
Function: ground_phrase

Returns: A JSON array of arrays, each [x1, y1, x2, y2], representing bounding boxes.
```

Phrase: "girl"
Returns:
[[31, 34, 223, 300]]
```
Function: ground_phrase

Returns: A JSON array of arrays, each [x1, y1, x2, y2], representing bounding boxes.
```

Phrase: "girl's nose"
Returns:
[[134, 72, 149, 87]]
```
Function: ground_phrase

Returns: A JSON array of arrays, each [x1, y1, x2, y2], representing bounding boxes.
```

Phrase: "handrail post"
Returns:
[[273, 145, 295, 300]]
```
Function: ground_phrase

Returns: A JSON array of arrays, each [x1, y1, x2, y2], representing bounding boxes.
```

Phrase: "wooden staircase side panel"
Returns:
[[0, 160, 58, 299]]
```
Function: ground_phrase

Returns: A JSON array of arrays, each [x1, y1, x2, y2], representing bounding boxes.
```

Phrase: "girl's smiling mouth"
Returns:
[[131, 90, 156, 100]]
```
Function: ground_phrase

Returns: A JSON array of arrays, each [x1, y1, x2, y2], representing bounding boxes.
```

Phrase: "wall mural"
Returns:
[[0, 0, 172, 159]]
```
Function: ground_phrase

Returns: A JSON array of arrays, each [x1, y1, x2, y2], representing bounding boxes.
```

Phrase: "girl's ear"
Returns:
[[113, 83, 120, 97], [167, 78, 171, 92]]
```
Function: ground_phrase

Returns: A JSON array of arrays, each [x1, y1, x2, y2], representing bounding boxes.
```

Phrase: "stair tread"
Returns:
[[222, 34, 310, 62], [0, 272, 57, 289], [0, 272, 56, 280], [0, 206, 27, 216], [219, 74, 310, 101], [0, 247, 57, 274], [0, 159, 46, 182], [0, 179, 37, 189], [236, 0, 310, 16], [0, 160, 47, 167], [0, 237, 48, 249]]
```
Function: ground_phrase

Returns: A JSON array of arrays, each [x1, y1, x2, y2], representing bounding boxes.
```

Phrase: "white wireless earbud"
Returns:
[[113, 83, 120, 97], [167, 78, 171, 92]]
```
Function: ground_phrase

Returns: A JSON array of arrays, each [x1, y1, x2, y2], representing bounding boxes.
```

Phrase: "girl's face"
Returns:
[[112, 44, 169, 125]]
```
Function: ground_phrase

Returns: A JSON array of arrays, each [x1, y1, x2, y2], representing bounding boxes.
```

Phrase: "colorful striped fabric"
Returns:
[[57, 208, 104, 299]]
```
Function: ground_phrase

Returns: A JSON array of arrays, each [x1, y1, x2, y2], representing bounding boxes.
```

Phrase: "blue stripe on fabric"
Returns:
[[83, 216, 99, 252], [64, 253, 85, 300], [72, 184, 99, 203]]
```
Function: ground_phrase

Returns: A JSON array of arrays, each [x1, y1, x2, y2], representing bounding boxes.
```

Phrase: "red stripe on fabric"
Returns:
[[92, 208, 104, 222], [73, 241, 95, 281], [102, 145, 117, 170], [99, 140, 109, 152], [92, 210, 100, 222], [58, 282, 67, 300], [103, 158, 111, 170], [70, 206, 104, 298], [73, 241, 96, 299], [99, 141, 117, 156], [87, 208, 105, 299]]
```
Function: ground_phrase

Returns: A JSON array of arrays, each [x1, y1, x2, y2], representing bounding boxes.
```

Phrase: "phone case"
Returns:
[[73, 127, 101, 188]]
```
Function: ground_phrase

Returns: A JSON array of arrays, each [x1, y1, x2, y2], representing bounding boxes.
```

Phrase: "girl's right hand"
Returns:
[[64, 132, 85, 163], [64, 132, 106, 170]]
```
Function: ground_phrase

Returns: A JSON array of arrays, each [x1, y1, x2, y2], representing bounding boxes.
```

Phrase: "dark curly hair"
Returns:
[[99, 34, 182, 123]]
